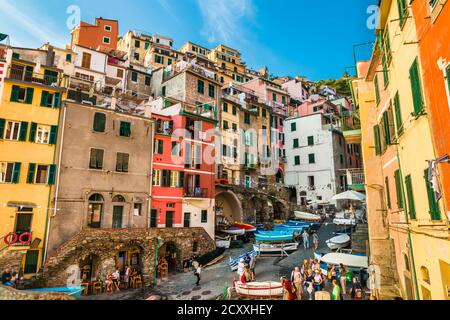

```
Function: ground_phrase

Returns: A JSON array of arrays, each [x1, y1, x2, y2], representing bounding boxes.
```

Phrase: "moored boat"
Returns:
[[294, 211, 322, 222], [255, 231, 294, 242], [333, 218, 357, 226], [326, 234, 351, 250], [235, 281, 283, 299], [194, 248, 226, 268], [216, 238, 231, 249], [318, 252, 369, 269], [253, 242, 299, 254], [229, 251, 258, 271], [27, 286, 85, 299], [232, 223, 257, 233], [220, 226, 246, 236], [273, 225, 306, 233]]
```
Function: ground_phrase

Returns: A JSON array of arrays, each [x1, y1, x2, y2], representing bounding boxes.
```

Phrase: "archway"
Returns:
[[215, 191, 243, 224], [158, 241, 179, 277], [79, 254, 101, 282]]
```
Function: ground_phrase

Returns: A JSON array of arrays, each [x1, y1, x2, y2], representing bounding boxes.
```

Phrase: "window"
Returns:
[[35, 124, 51, 144], [262, 109, 267, 118], [134, 52, 140, 61], [145, 76, 151, 86], [373, 125, 381, 156], [103, 37, 110, 44], [394, 170, 403, 209], [232, 123, 237, 132], [232, 105, 237, 116], [168, 58, 172, 66], [424, 168, 441, 221], [308, 176, 315, 189], [272, 93, 277, 101], [184, 212, 191, 228], [81, 52, 91, 69], [166, 211, 174, 228], [155, 139, 164, 154], [197, 80, 205, 94], [405, 175, 416, 220], [134, 203, 142, 216], [161, 170, 171, 187], [40, 91, 61, 108], [409, 58, 424, 115], [120, 121, 131, 137], [0, 162, 20, 183], [117, 69, 124, 78], [385, 177, 392, 209], [135, 40, 141, 48], [172, 142, 181, 157], [153, 169, 161, 186], [15, 213, 32, 236], [88, 194, 104, 228], [282, 96, 286, 105], [374, 75, 380, 104], [340, 155, 344, 165], [89, 149, 104, 170], [116, 153, 129, 173], [155, 55, 164, 64], [244, 113, 250, 124], [397, 0, 408, 27], [293, 139, 299, 149], [201, 210, 208, 223], [291, 122, 297, 132], [93, 113, 106, 133], [131, 71, 138, 82], [308, 154, 316, 164], [223, 103, 228, 113], [10, 86, 34, 104], [223, 120, 229, 130], [35, 165, 49, 184], [162, 86, 166, 97], [4, 121, 21, 141], [294, 156, 300, 166], [65, 53, 72, 62], [104, 25, 112, 31], [170, 171, 180, 188], [308, 136, 314, 146], [150, 209, 158, 228], [208, 84, 215, 98]]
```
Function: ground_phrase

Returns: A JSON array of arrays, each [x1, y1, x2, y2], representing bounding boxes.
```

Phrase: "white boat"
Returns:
[[235, 281, 283, 299], [216, 238, 231, 249], [326, 234, 351, 250], [319, 252, 369, 269], [294, 211, 322, 222], [221, 227, 246, 236], [253, 242, 299, 254], [333, 218, 356, 226]]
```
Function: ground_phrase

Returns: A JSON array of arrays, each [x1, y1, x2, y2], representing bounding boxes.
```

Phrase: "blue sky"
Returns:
[[0, 0, 377, 81]]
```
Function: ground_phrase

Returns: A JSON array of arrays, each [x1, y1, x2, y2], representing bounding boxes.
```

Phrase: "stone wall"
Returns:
[[43, 228, 214, 288], [0, 249, 27, 274], [0, 285, 75, 300]]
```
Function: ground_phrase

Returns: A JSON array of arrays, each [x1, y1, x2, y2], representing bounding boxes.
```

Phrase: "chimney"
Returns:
[[46, 44, 55, 67]]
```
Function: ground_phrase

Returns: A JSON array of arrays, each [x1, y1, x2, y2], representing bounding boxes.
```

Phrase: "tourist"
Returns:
[[249, 255, 256, 280], [124, 265, 131, 288], [314, 269, 324, 292], [194, 264, 202, 287], [1, 268, 12, 286], [339, 264, 347, 295], [329, 265, 337, 283], [301, 259, 308, 277], [237, 258, 245, 279], [281, 277, 296, 301], [304, 269, 315, 300], [291, 267, 303, 300], [349, 277, 363, 300], [242, 265, 252, 283], [331, 279, 342, 300], [106, 272, 114, 293], [112, 269, 121, 292], [312, 232, 320, 251], [302, 230, 310, 249]]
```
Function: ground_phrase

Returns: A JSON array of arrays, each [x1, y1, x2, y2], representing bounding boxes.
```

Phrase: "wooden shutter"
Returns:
[[53, 92, 61, 108], [25, 88, 34, 104], [383, 112, 390, 146], [12, 162, 21, 184], [82, 52, 91, 69], [394, 92, 403, 136], [10, 85, 20, 102], [47, 164, 56, 185], [405, 175, 416, 220], [158, 140, 164, 154], [394, 170, 403, 209], [424, 169, 441, 220], [397, 0, 406, 26], [19, 122, 28, 141], [373, 125, 381, 155], [374, 75, 380, 104], [179, 172, 185, 189], [409, 58, 424, 114], [40, 91, 49, 107], [27, 163, 36, 184], [49, 125, 58, 145], [0, 118, 5, 139], [385, 177, 392, 209], [446, 65, 450, 95], [28, 122, 37, 142]]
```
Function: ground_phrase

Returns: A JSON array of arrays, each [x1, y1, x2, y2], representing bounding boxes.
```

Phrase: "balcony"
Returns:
[[7, 66, 61, 87], [184, 188, 208, 198], [344, 168, 365, 191], [164, 61, 217, 82]]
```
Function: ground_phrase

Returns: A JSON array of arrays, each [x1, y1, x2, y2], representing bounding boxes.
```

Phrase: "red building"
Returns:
[[71, 17, 119, 51]]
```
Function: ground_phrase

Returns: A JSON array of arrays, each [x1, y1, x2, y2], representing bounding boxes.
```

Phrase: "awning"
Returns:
[[7, 201, 38, 208]]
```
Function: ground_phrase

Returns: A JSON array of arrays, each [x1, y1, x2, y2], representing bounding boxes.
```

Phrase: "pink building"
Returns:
[[295, 100, 339, 117]]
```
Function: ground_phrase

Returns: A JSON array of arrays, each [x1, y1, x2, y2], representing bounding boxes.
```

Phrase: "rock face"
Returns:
[[0, 285, 75, 300], [0, 249, 27, 274], [43, 228, 215, 288]]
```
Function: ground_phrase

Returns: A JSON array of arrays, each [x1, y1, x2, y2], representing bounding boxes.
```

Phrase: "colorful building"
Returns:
[[71, 17, 119, 51], [208, 45, 249, 85]]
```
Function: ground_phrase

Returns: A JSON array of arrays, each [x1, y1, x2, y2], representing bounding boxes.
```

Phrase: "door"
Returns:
[[184, 212, 191, 228], [166, 211, 174, 228], [24, 250, 39, 274], [112, 206, 123, 229], [150, 209, 158, 228]]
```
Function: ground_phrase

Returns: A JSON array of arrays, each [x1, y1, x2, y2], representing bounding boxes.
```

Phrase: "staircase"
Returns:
[[351, 224, 369, 254]]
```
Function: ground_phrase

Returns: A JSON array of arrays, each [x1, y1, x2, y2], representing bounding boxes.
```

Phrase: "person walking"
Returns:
[[302, 230, 310, 250], [194, 263, 202, 287], [339, 264, 347, 295], [331, 279, 342, 300], [312, 232, 320, 251], [290, 267, 303, 300], [304, 269, 315, 300]]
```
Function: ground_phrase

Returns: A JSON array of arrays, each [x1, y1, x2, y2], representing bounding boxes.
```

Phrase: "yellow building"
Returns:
[[0, 47, 64, 277], [208, 45, 250, 85]]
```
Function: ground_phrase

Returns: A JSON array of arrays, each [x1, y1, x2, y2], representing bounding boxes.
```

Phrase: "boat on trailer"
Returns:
[[235, 281, 283, 299], [326, 234, 351, 250], [318, 252, 369, 269], [232, 223, 257, 233]]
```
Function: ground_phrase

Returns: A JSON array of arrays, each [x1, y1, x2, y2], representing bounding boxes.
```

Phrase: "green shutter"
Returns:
[[397, 0, 407, 27], [446, 65, 450, 94], [29, 122, 37, 142], [394, 92, 403, 136], [385, 177, 392, 209], [11, 85, 20, 102], [409, 58, 424, 115], [19, 122, 28, 141], [179, 172, 185, 188], [93, 113, 106, 132], [40, 91, 49, 107], [383, 112, 390, 146], [374, 75, 380, 104], [49, 125, 58, 145], [373, 125, 381, 155], [394, 170, 403, 209], [47, 164, 56, 185], [25, 88, 34, 104], [405, 175, 416, 220], [27, 163, 36, 184], [0, 118, 5, 139], [12, 162, 21, 184], [424, 169, 441, 220], [53, 92, 61, 108]]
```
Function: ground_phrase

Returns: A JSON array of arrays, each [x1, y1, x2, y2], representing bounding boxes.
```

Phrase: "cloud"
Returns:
[[196, 0, 256, 44], [0, 0, 66, 47]]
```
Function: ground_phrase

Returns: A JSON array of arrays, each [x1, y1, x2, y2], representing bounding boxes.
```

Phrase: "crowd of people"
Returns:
[[236, 254, 257, 284], [282, 258, 364, 300], [104, 265, 141, 294]]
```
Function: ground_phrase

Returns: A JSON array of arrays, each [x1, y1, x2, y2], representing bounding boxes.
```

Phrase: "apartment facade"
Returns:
[[71, 18, 119, 51]]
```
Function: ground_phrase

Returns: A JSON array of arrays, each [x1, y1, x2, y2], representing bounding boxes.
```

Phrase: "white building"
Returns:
[[284, 113, 348, 208]]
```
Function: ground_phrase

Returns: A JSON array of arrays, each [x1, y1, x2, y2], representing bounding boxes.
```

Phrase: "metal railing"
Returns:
[[184, 188, 208, 198], [343, 168, 365, 186], [8, 67, 60, 86]]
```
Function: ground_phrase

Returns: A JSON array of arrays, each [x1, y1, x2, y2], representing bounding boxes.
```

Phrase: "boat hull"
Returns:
[[294, 211, 322, 222], [235, 282, 283, 299], [255, 232, 294, 242], [221, 228, 246, 236], [326, 234, 351, 250], [253, 243, 299, 254], [319, 252, 369, 269], [333, 218, 356, 226]]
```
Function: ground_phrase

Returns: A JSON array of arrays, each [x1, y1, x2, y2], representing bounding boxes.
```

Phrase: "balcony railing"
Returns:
[[8, 67, 61, 87], [184, 188, 208, 198], [344, 168, 365, 188], [164, 61, 217, 82]]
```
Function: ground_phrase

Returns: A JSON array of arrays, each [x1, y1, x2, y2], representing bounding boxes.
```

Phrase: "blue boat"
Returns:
[[228, 250, 258, 271], [273, 225, 305, 233], [27, 286, 85, 299], [255, 231, 294, 242], [286, 221, 312, 227]]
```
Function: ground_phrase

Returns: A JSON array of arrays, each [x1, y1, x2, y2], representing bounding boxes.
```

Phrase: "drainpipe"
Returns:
[[148, 121, 156, 228], [395, 147, 420, 300], [42, 101, 67, 265]]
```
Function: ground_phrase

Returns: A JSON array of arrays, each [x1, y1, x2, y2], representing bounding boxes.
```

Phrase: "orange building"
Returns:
[[71, 17, 119, 51], [411, 0, 450, 215]]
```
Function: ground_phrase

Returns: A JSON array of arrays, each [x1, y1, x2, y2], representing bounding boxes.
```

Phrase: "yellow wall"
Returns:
[[0, 78, 62, 276], [209, 45, 247, 84]]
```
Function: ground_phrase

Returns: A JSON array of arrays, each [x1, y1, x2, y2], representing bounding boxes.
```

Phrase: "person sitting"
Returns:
[[1, 269, 12, 286], [112, 269, 121, 292], [105, 273, 114, 293]]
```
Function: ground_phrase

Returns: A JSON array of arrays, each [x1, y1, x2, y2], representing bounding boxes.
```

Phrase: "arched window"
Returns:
[[88, 194, 104, 228], [112, 195, 126, 203], [421, 266, 430, 284]]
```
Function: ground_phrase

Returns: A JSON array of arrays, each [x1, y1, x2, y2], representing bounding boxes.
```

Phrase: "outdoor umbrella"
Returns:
[[331, 191, 366, 202]]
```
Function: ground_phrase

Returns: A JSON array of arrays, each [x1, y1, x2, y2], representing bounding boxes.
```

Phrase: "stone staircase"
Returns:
[[351, 224, 369, 253]]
